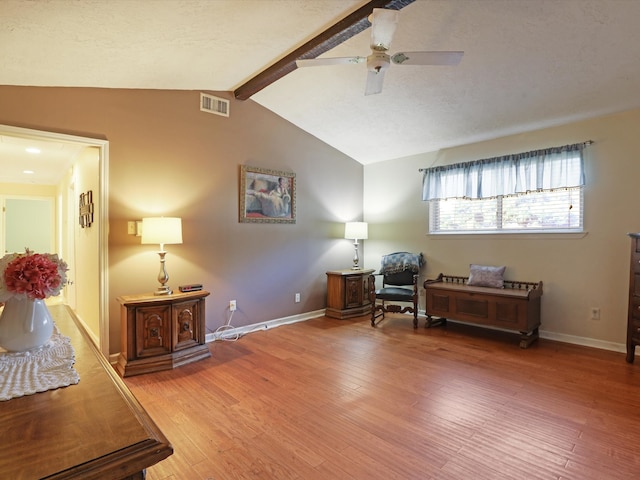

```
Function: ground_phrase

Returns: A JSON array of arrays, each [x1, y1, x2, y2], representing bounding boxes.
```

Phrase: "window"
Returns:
[[422, 143, 587, 234], [430, 187, 583, 233]]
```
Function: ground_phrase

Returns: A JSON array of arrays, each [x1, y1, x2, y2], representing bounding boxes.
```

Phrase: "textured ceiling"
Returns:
[[1, 0, 640, 182]]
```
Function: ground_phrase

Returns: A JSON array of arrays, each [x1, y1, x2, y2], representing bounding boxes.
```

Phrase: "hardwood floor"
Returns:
[[124, 315, 640, 479]]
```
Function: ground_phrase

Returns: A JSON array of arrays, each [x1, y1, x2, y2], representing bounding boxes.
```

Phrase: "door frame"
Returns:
[[0, 124, 110, 357]]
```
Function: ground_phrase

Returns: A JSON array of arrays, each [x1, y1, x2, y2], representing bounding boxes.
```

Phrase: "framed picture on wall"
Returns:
[[239, 165, 296, 224]]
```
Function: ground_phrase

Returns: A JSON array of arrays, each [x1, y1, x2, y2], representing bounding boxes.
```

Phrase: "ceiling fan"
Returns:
[[296, 8, 464, 96]]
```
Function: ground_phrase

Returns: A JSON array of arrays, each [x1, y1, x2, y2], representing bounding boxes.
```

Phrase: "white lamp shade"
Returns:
[[141, 217, 183, 245], [344, 222, 368, 240]]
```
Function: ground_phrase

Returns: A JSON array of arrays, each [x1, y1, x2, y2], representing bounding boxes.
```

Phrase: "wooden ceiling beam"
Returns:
[[233, 0, 415, 100]]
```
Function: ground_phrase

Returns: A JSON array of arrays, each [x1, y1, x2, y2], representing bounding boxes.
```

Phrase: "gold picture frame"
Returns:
[[239, 165, 296, 224]]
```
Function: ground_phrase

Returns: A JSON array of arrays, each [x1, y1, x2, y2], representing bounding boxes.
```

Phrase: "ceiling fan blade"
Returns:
[[391, 51, 464, 66], [296, 56, 366, 68], [365, 69, 386, 95], [370, 8, 399, 51]]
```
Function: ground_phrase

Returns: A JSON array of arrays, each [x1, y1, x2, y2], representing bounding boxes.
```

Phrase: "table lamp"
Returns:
[[141, 217, 182, 295], [344, 221, 368, 270]]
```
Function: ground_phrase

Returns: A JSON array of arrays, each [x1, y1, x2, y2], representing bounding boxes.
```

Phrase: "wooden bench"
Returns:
[[423, 273, 543, 348]]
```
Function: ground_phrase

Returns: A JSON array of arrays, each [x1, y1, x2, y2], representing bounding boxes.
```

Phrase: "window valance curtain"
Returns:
[[421, 143, 587, 201]]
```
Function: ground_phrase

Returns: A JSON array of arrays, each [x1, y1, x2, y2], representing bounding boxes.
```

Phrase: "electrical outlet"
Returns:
[[590, 307, 600, 320], [295, 293, 300, 303], [229, 300, 237, 312]]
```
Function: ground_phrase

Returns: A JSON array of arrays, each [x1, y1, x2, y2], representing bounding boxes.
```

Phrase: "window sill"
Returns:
[[426, 231, 588, 240]]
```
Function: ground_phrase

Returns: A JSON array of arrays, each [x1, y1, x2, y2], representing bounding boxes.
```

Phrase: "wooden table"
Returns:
[[0, 304, 172, 479]]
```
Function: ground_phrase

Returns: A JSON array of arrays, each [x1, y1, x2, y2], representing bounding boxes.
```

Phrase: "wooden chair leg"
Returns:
[[412, 274, 418, 329], [370, 274, 377, 327]]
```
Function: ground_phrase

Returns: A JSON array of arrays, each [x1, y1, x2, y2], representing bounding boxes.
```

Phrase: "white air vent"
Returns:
[[200, 93, 229, 117]]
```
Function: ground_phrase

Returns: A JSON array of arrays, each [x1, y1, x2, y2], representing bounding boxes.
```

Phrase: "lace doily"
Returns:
[[0, 325, 80, 401]]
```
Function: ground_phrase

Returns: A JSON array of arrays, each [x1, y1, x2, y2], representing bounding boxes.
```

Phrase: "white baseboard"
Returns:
[[417, 309, 625, 353], [206, 309, 326, 342], [209, 310, 627, 353], [539, 330, 625, 353]]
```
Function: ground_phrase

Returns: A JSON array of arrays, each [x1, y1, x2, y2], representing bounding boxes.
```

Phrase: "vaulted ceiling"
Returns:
[[2, 0, 640, 182]]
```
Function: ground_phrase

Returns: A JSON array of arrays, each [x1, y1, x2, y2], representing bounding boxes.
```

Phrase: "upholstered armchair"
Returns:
[[370, 252, 424, 328]]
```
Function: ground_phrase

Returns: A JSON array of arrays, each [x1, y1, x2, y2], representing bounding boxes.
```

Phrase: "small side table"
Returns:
[[326, 269, 375, 319], [116, 290, 210, 377]]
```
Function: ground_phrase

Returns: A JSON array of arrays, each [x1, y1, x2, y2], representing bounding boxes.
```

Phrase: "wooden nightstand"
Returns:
[[116, 290, 210, 377], [326, 269, 375, 319]]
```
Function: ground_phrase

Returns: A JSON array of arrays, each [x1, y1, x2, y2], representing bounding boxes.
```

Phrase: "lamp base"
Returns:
[[351, 240, 361, 270], [154, 250, 172, 295], [154, 285, 172, 296]]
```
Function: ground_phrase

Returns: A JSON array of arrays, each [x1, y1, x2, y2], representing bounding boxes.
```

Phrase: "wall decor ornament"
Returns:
[[79, 190, 94, 228], [239, 165, 296, 224], [0, 250, 68, 351]]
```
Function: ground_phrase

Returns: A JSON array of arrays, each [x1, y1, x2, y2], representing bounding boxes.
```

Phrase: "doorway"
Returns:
[[0, 124, 109, 356]]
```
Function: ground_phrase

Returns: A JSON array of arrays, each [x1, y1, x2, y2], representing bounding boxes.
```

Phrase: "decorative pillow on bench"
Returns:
[[467, 264, 506, 288]]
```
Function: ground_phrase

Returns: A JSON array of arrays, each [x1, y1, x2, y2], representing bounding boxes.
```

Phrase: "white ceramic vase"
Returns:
[[0, 297, 54, 351]]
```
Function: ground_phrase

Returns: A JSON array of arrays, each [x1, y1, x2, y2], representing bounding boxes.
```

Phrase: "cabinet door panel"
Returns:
[[362, 275, 372, 306], [135, 305, 172, 357], [455, 296, 489, 319], [344, 276, 363, 308], [428, 292, 451, 315], [173, 300, 200, 351]]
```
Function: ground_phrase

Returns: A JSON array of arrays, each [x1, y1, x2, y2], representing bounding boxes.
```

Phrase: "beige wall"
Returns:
[[74, 147, 101, 337], [0, 86, 363, 354], [0, 183, 57, 196], [364, 108, 640, 349]]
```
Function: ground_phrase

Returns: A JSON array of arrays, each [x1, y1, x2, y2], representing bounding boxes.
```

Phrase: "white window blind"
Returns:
[[430, 187, 583, 234]]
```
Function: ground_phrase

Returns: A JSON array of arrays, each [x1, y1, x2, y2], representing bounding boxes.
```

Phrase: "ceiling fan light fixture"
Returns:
[[368, 8, 398, 52]]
